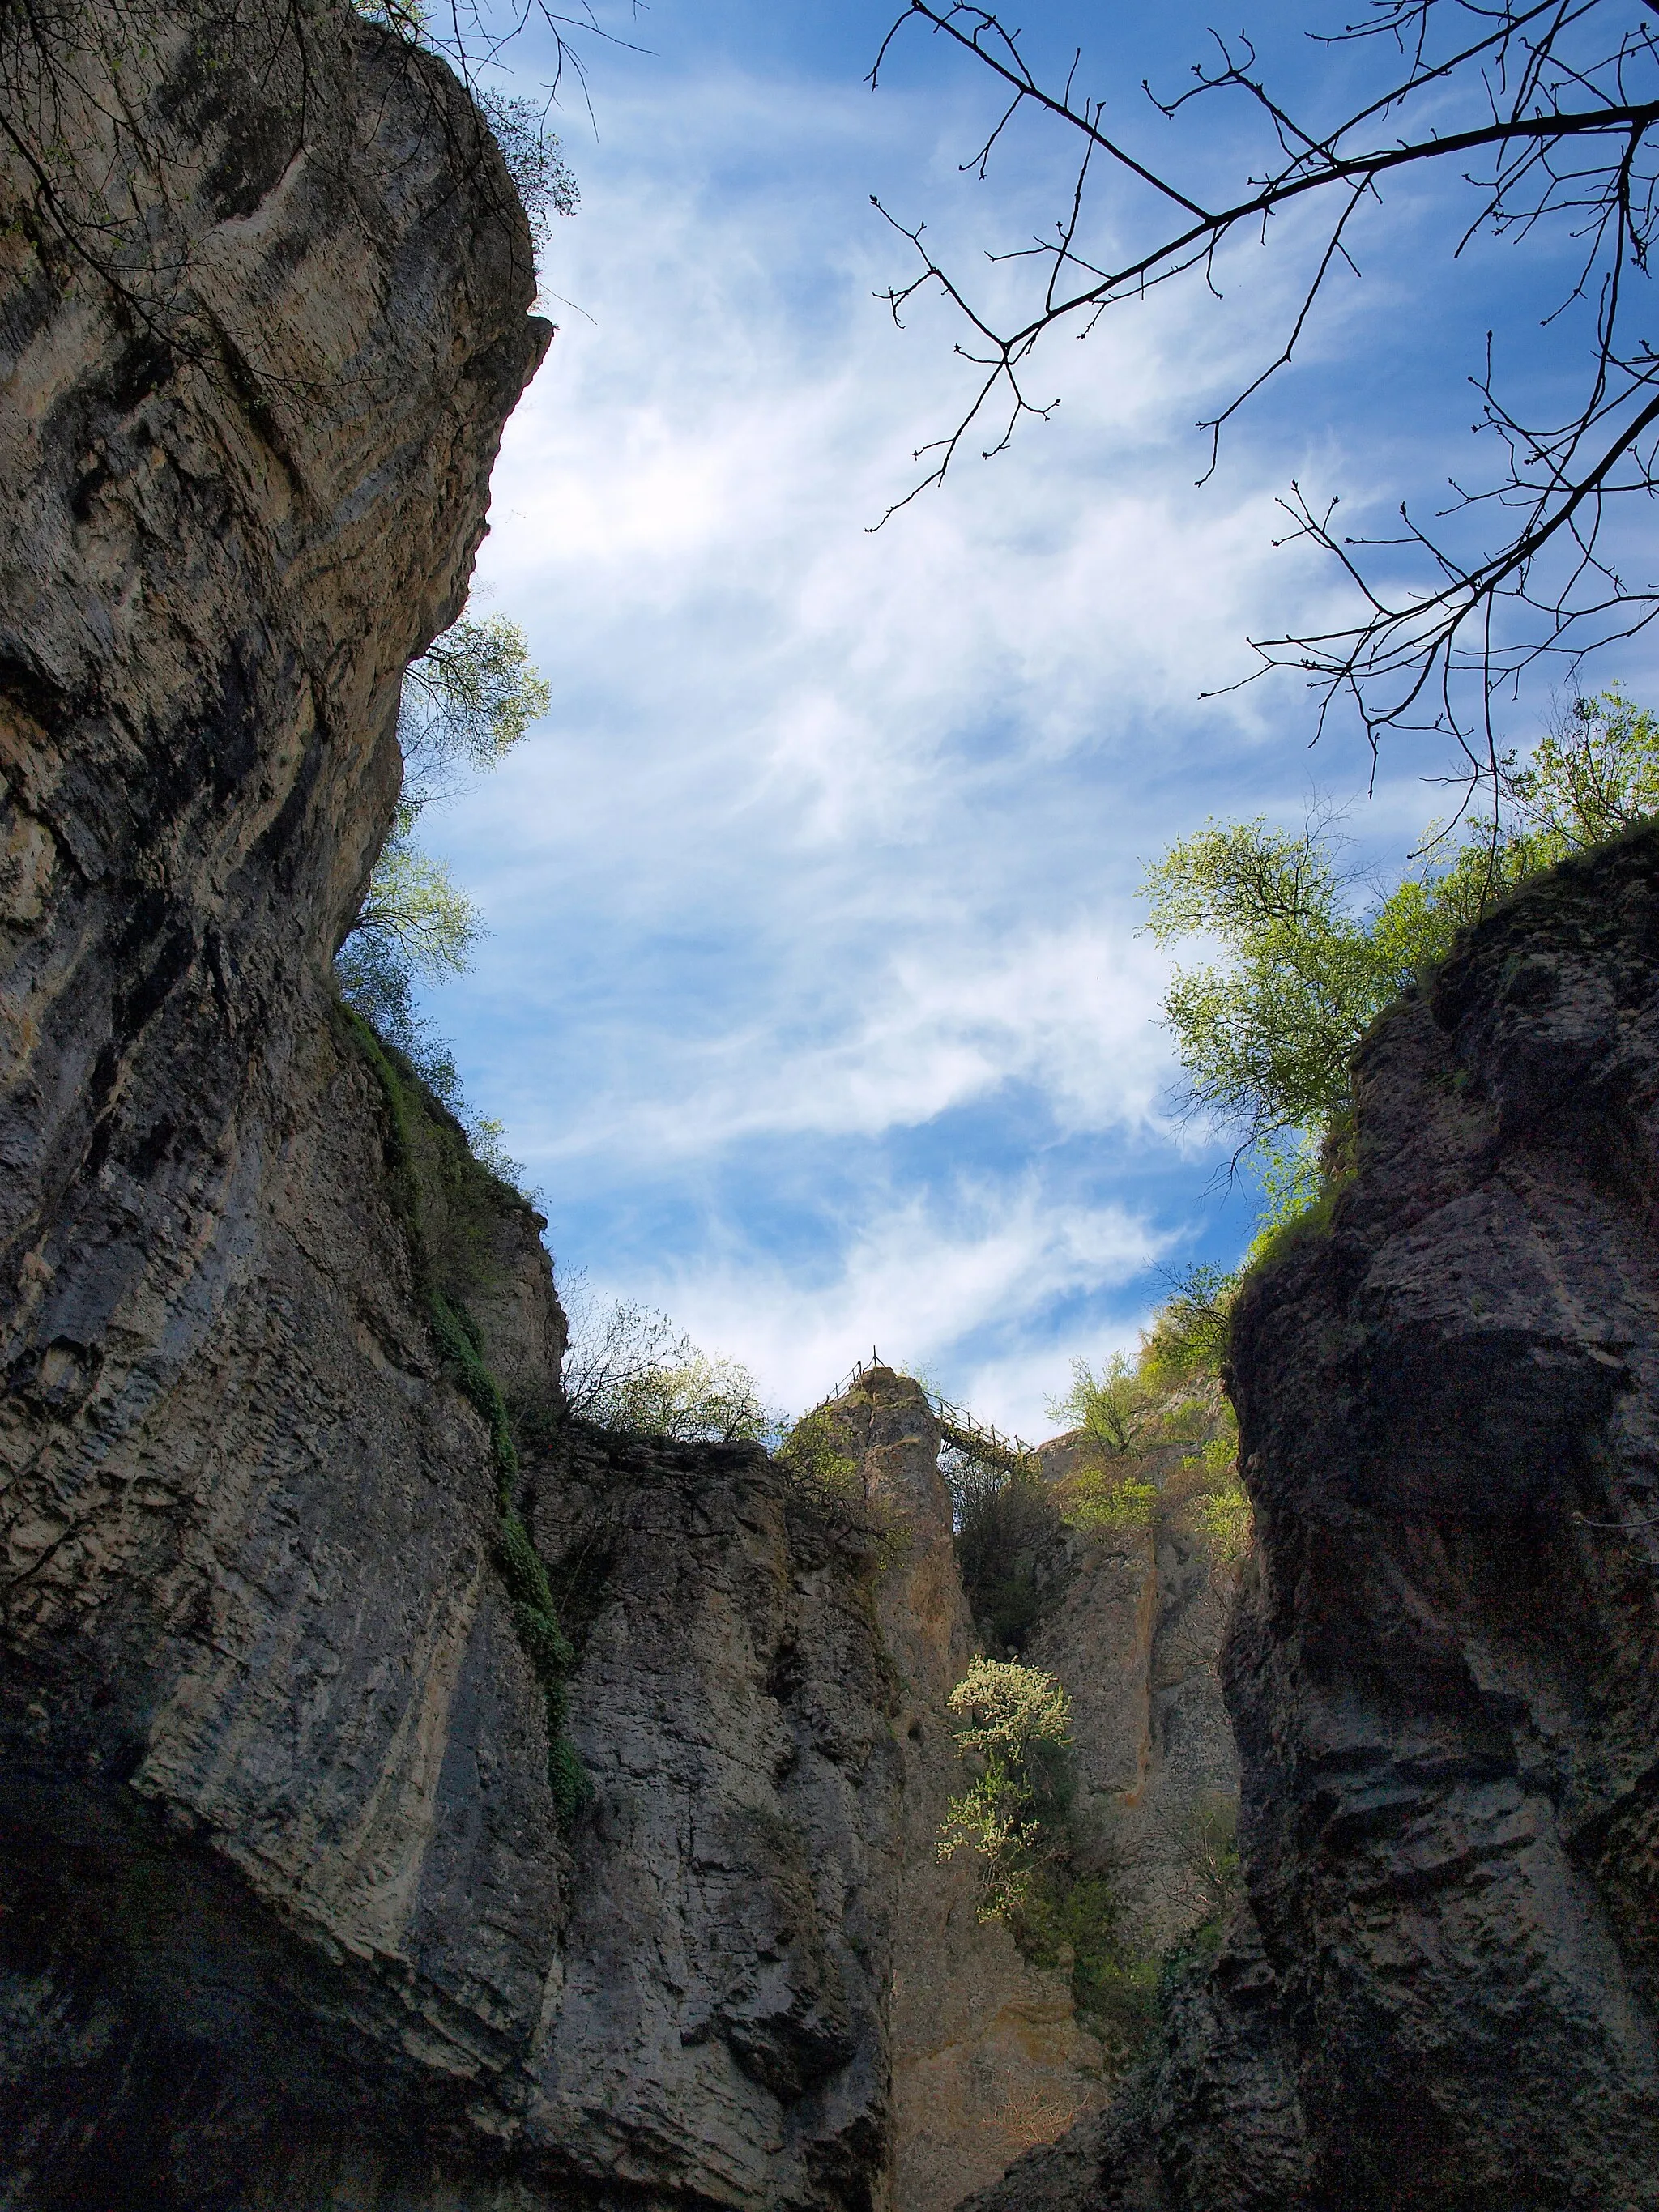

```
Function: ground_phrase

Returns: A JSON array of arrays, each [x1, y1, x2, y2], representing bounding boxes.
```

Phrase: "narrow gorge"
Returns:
[[2, 7, 1657, 2210]]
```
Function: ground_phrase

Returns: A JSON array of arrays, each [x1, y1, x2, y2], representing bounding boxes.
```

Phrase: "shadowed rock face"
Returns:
[[966, 829, 1659, 2212], [0, 11, 896, 2206], [526, 1428, 899, 2211]]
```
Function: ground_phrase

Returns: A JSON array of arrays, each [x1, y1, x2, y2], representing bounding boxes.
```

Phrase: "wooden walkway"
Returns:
[[826, 1352, 1040, 1477]]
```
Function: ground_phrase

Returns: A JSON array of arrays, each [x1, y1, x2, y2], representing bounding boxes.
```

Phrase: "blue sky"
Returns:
[[415, 1, 1659, 1434]]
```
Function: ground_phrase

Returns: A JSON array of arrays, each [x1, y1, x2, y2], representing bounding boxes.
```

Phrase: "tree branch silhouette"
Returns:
[[871, 0, 1659, 760]]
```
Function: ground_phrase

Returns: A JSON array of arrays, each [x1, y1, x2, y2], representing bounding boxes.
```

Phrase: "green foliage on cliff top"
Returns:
[[1064, 698, 1659, 1602], [560, 1285, 773, 1444], [1145, 689, 1659, 1244], [1139, 1265, 1237, 1387], [1038, 1265, 1250, 1569]]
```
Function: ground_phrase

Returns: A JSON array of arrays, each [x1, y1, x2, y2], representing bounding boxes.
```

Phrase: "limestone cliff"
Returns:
[[967, 827, 1659, 2210], [820, 1370, 1240, 2212], [0, 10, 897, 2206], [1026, 1419, 1238, 1958], [826, 1370, 1109, 2212], [14, 9, 1652, 2208]]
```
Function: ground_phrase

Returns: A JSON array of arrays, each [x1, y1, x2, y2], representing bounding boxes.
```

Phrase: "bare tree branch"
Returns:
[[871, 0, 1659, 755]]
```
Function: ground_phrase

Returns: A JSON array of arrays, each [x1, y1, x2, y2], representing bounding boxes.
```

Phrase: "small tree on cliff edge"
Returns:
[[336, 610, 550, 1174], [1145, 690, 1659, 1234]]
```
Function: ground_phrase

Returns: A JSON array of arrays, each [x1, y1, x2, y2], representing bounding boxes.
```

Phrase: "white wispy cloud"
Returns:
[[416, 30, 1440, 1421], [583, 1170, 1166, 1434]]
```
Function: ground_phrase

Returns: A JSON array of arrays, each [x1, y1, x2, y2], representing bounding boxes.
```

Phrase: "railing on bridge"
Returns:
[[825, 1351, 1041, 1478]]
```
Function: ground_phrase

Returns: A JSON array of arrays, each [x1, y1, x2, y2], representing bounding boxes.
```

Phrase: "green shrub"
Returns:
[[561, 1285, 773, 1443], [1045, 1350, 1162, 1456], [936, 1657, 1170, 2060], [1061, 1471, 1158, 1539], [598, 1347, 773, 1443], [1047, 1265, 1252, 1571], [774, 1406, 860, 1498], [937, 1657, 1075, 1919], [1191, 1478, 1252, 1565]]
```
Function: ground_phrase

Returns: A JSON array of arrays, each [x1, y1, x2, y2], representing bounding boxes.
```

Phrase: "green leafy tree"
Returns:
[[1503, 689, 1659, 850], [1144, 690, 1659, 1225], [936, 1658, 1074, 1923], [338, 611, 548, 1115], [600, 1347, 774, 1445], [936, 1656, 1160, 2058], [1141, 812, 1428, 1158], [398, 614, 553, 803], [1045, 1349, 1161, 1458], [560, 1287, 774, 1444], [338, 807, 480, 999]]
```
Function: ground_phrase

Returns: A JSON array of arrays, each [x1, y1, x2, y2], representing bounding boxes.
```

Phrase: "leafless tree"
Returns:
[[871, 1, 1659, 780]]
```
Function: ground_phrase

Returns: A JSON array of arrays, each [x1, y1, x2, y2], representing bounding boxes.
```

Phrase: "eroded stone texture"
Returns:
[[524, 1429, 898, 2211], [825, 1370, 1110, 2212], [0, 11, 897, 2206], [1027, 1414, 1239, 1957], [968, 830, 1659, 2212]]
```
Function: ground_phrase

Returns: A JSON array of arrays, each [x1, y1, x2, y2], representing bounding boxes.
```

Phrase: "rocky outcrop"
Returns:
[[0, 11, 897, 2206], [825, 1370, 1109, 2212], [527, 1426, 898, 2209], [968, 829, 1659, 2210], [808, 1368, 1243, 2212]]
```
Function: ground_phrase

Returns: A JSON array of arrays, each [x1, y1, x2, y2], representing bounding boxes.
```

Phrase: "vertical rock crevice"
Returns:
[[821, 1367, 1242, 2212]]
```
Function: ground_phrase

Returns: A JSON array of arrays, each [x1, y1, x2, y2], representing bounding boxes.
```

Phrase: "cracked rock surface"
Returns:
[[0, 11, 895, 2206], [966, 829, 1659, 2212]]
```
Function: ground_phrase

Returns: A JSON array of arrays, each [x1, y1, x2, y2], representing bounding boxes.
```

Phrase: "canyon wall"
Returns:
[[16, 9, 1646, 2208], [828, 1369, 1109, 2212], [823, 1370, 1239, 2212], [970, 828, 1659, 2211], [0, 11, 898, 2206]]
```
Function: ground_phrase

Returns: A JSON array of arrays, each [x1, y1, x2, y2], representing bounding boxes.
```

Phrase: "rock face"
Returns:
[[1026, 1421, 1238, 1957], [825, 1370, 1110, 2212], [809, 1369, 1243, 2212], [527, 1426, 898, 2209], [0, 11, 897, 2206], [968, 829, 1659, 2211]]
